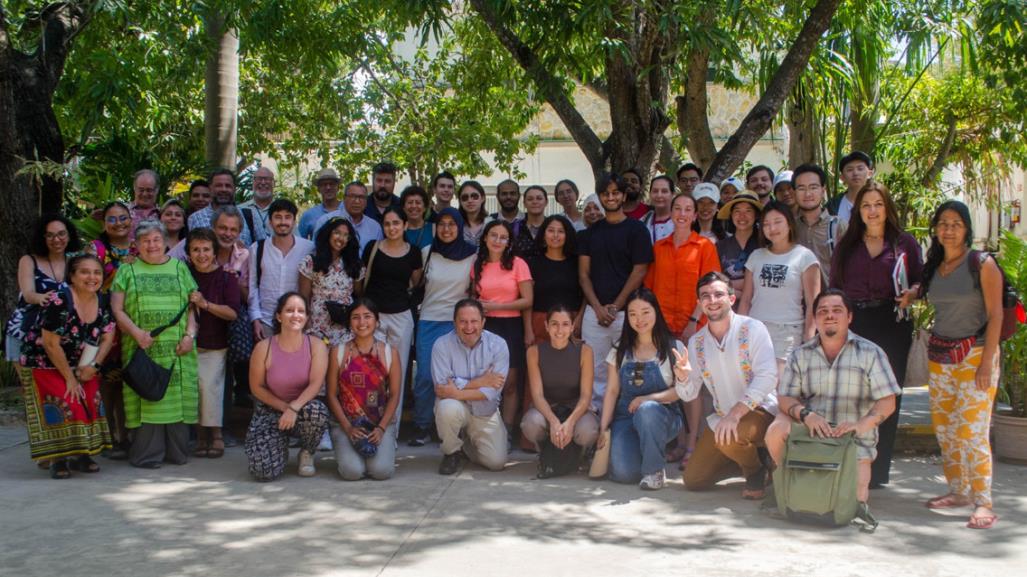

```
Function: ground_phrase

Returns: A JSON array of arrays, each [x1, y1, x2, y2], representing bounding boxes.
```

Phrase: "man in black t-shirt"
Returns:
[[579, 173, 654, 405]]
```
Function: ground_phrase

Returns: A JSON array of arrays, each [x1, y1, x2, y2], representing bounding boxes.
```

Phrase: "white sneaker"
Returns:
[[639, 469, 665, 490], [297, 450, 316, 477], [317, 430, 333, 451]]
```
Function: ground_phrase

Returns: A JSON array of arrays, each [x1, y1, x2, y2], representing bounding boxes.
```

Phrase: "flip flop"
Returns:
[[967, 512, 998, 530], [193, 442, 210, 458], [926, 494, 970, 509], [207, 438, 225, 459], [69, 455, 100, 473], [50, 459, 71, 479]]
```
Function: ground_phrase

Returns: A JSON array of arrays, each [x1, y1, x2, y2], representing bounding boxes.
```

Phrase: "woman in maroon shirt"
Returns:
[[830, 181, 922, 488]]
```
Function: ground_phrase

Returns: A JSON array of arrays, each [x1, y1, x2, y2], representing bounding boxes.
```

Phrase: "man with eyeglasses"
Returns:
[[579, 172, 654, 406], [188, 168, 264, 246], [298, 168, 342, 240], [239, 166, 277, 237], [793, 163, 847, 282], [675, 163, 703, 196], [676, 271, 778, 499], [129, 169, 161, 232], [313, 181, 383, 253]]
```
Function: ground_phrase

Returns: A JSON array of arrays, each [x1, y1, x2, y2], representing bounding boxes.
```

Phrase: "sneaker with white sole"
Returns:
[[297, 449, 316, 477], [317, 430, 333, 452], [639, 469, 665, 490]]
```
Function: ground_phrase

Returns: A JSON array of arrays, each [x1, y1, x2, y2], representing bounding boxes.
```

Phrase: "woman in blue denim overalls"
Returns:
[[598, 288, 689, 489]]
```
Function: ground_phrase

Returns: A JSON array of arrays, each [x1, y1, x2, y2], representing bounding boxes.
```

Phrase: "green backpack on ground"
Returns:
[[770, 423, 876, 531]]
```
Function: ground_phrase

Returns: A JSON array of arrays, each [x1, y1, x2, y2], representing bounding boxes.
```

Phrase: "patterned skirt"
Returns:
[[21, 366, 111, 461]]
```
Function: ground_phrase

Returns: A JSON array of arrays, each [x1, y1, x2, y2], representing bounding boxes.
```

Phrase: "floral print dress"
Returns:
[[298, 255, 364, 346]]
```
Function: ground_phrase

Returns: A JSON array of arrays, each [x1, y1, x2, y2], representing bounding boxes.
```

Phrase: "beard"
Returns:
[[625, 189, 641, 202], [374, 187, 392, 201]]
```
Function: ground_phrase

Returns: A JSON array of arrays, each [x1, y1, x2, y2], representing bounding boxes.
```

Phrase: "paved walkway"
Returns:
[[1, 424, 1024, 577]]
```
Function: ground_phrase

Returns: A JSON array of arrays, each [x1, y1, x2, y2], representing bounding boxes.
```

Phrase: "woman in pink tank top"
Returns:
[[244, 292, 330, 481]]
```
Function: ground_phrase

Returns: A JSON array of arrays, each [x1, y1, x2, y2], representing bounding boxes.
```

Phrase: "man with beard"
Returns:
[[745, 165, 775, 206], [188, 168, 264, 246], [827, 151, 875, 223], [249, 199, 314, 341], [793, 163, 846, 282], [765, 288, 899, 505], [365, 162, 402, 224], [187, 180, 212, 215], [578, 172, 654, 406], [298, 168, 342, 240], [621, 168, 649, 220], [239, 166, 277, 237], [491, 179, 524, 224], [314, 181, 383, 253], [676, 271, 778, 499]]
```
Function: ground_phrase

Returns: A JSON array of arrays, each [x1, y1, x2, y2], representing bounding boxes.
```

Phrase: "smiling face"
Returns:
[[454, 304, 485, 348], [348, 304, 378, 338], [583, 200, 604, 227], [671, 195, 697, 232], [188, 238, 217, 271], [814, 294, 851, 338], [211, 174, 236, 205], [935, 208, 969, 251], [160, 204, 185, 233], [747, 170, 773, 197], [253, 167, 275, 201], [69, 258, 104, 294], [720, 184, 738, 205], [543, 219, 566, 252], [318, 178, 340, 204], [434, 177, 455, 206], [794, 171, 825, 212], [761, 208, 792, 247], [731, 203, 757, 232], [344, 184, 368, 219], [43, 220, 70, 255], [622, 172, 642, 201], [626, 297, 656, 337], [697, 279, 735, 322], [484, 224, 510, 260], [276, 295, 308, 333], [545, 310, 574, 344], [436, 215, 459, 243], [696, 197, 718, 222], [599, 181, 624, 214], [649, 180, 673, 212], [524, 189, 546, 217], [496, 183, 520, 212], [189, 185, 212, 212], [555, 183, 578, 210], [459, 185, 484, 215], [858, 190, 886, 231], [403, 194, 426, 224], [133, 173, 158, 209], [382, 211, 406, 241], [213, 214, 242, 248], [137, 229, 166, 263], [270, 210, 295, 237], [677, 169, 701, 195], [104, 205, 132, 240], [328, 222, 350, 255]]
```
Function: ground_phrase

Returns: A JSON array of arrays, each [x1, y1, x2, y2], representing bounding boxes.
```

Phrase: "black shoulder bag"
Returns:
[[123, 263, 191, 402]]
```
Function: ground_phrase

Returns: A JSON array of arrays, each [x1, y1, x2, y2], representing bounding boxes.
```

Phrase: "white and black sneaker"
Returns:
[[639, 469, 666, 490], [408, 427, 432, 447]]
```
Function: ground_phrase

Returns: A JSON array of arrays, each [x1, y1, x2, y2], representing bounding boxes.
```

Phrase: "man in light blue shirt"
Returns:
[[298, 168, 342, 240], [431, 299, 509, 475], [313, 181, 383, 253]]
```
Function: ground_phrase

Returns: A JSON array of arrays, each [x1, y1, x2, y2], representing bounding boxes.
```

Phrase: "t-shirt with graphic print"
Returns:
[[744, 244, 819, 325]]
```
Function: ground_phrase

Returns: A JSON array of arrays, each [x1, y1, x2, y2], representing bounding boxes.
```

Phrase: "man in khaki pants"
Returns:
[[676, 272, 779, 499], [431, 299, 509, 475]]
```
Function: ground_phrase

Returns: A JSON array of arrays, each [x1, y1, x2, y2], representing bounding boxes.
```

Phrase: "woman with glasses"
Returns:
[[458, 180, 492, 245], [408, 208, 477, 446], [554, 180, 585, 231], [598, 288, 688, 490], [471, 220, 534, 445], [299, 217, 363, 347]]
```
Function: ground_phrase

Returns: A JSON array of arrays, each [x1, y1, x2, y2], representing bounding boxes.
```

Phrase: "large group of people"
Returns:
[[4, 154, 1005, 530]]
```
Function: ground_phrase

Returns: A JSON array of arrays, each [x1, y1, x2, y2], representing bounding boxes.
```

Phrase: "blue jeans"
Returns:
[[413, 320, 454, 430], [609, 400, 682, 483]]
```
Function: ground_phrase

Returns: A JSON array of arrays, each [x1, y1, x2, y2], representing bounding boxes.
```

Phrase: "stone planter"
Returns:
[[993, 411, 1027, 465]]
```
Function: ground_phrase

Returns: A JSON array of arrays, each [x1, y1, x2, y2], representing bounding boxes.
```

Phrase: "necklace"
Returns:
[[353, 339, 375, 356], [864, 233, 884, 241]]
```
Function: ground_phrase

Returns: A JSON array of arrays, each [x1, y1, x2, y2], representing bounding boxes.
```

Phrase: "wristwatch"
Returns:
[[799, 407, 812, 423], [90, 361, 101, 371]]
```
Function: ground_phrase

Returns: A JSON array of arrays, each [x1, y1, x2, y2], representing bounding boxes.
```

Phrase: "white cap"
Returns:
[[693, 182, 720, 204], [774, 170, 794, 191], [720, 177, 743, 193]]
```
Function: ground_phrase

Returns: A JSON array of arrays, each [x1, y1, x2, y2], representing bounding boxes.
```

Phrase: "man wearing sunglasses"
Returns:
[[676, 271, 778, 500]]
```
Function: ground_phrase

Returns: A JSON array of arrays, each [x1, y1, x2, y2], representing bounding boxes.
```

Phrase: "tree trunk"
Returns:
[[704, 0, 842, 184], [786, 87, 819, 167], [676, 43, 717, 170], [848, 36, 878, 154], [0, 3, 90, 322], [204, 13, 239, 170]]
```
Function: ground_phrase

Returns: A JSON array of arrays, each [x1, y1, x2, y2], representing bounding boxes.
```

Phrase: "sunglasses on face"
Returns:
[[460, 193, 481, 201]]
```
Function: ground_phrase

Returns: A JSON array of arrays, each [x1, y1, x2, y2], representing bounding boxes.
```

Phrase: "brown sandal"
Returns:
[[926, 493, 970, 509], [193, 441, 210, 458], [207, 437, 225, 459]]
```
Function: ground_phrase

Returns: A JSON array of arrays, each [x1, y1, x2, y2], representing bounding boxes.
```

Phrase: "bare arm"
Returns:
[[611, 263, 649, 312], [977, 257, 1004, 390], [738, 270, 754, 315], [325, 345, 351, 432], [801, 264, 821, 340], [249, 340, 291, 412], [526, 346, 556, 424], [568, 345, 595, 426], [18, 256, 53, 305]]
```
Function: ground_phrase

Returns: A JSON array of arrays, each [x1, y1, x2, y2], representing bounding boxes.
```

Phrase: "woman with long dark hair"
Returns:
[[458, 180, 491, 245], [830, 181, 922, 489], [89, 201, 137, 292], [528, 215, 582, 342], [299, 216, 363, 347], [472, 220, 534, 444], [911, 200, 1001, 529], [598, 288, 688, 490], [160, 199, 188, 252], [245, 292, 330, 481]]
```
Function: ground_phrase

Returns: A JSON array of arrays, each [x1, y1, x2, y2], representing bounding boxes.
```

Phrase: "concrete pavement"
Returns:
[[1, 424, 1024, 577]]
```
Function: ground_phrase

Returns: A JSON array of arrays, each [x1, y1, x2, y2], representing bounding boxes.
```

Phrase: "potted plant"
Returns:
[[995, 230, 1027, 464]]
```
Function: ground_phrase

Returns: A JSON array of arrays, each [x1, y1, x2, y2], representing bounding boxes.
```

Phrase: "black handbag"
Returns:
[[325, 301, 349, 325], [122, 264, 190, 402]]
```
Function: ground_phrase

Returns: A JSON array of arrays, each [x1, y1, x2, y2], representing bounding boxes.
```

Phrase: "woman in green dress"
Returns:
[[111, 219, 200, 468]]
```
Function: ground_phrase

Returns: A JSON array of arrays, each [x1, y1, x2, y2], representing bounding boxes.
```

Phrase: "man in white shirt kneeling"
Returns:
[[676, 271, 779, 499]]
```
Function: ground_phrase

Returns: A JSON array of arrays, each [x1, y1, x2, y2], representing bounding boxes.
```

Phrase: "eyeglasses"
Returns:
[[487, 234, 510, 243], [437, 221, 458, 229], [460, 193, 481, 201], [344, 194, 366, 201], [45, 230, 69, 240], [105, 215, 131, 224], [794, 184, 822, 193]]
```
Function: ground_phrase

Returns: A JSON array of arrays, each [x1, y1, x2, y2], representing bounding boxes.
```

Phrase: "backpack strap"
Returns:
[[851, 502, 879, 534], [242, 206, 257, 240], [256, 239, 266, 287]]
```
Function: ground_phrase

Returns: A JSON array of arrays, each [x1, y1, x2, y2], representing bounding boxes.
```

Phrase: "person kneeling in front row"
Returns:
[[432, 298, 509, 475], [765, 288, 899, 504]]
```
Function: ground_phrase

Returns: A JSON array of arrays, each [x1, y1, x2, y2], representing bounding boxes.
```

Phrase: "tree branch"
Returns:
[[921, 113, 957, 187], [678, 47, 716, 169], [38, 1, 94, 89], [468, 0, 605, 172], [705, 0, 842, 184]]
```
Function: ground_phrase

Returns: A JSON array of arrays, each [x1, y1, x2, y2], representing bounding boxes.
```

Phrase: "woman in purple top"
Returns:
[[830, 181, 923, 488], [245, 292, 329, 481]]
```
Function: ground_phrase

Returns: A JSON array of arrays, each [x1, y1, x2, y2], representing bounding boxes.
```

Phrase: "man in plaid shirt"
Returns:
[[765, 288, 901, 503]]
